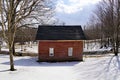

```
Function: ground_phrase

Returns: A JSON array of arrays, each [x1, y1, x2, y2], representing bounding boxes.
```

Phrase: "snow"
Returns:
[[0, 54, 76, 80], [1, 42, 120, 80], [83, 42, 113, 52], [1, 45, 38, 54], [84, 47, 112, 52], [0, 54, 120, 80], [75, 55, 120, 80]]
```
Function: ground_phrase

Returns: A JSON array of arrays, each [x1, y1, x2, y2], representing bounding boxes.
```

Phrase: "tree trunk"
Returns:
[[12, 42, 16, 55], [0, 45, 1, 53], [114, 47, 118, 56], [114, 44, 118, 56], [9, 47, 15, 71], [114, 52, 118, 56], [114, 38, 119, 56]]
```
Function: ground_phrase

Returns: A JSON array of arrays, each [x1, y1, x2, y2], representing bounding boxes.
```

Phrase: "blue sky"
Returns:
[[55, 0, 101, 26]]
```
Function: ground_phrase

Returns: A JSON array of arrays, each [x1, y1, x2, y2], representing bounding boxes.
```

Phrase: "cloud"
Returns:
[[56, 0, 101, 14]]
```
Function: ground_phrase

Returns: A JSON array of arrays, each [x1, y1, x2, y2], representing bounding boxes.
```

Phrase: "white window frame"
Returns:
[[49, 48, 54, 56], [68, 47, 73, 56]]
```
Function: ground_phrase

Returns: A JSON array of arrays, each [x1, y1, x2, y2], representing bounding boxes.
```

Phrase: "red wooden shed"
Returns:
[[36, 25, 86, 62]]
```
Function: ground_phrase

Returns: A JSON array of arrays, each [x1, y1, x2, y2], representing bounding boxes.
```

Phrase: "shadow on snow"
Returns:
[[73, 55, 120, 80], [1, 57, 80, 67]]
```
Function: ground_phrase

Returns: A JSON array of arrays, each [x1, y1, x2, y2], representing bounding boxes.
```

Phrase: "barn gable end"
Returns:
[[36, 25, 86, 62]]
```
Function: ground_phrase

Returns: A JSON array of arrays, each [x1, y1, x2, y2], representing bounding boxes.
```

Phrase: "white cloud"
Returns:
[[69, 0, 101, 4], [56, 0, 101, 14]]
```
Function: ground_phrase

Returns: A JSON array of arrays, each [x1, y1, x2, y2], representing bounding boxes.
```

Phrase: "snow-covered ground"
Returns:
[[84, 42, 113, 52], [83, 41, 113, 52], [1, 42, 120, 80], [84, 47, 112, 52], [1, 44, 38, 54], [0, 54, 120, 80]]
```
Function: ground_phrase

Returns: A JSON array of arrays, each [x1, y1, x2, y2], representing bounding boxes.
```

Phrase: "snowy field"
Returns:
[[1, 44, 38, 54], [0, 54, 120, 80]]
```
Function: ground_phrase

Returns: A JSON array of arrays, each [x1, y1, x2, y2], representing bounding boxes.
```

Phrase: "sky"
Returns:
[[55, 0, 101, 26]]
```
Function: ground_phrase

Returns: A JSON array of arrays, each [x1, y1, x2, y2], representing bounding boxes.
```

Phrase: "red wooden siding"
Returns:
[[38, 41, 83, 61]]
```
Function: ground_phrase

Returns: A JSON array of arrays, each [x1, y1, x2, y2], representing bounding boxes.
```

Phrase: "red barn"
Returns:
[[36, 25, 86, 62]]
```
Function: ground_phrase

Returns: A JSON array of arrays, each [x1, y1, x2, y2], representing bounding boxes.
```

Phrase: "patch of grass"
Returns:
[[15, 52, 38, 57]]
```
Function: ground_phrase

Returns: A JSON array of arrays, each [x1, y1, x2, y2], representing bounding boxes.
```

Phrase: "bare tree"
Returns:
[[84, 16, 102, 40], [90, 0, 120, 55], [0, 0, 54, 71]]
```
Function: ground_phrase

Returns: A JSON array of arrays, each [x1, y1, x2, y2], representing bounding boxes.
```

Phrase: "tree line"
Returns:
[[84, 0, 120, 55]]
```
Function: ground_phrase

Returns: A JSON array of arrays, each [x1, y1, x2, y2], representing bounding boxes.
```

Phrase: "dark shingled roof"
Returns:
[[36, 25, 86, 40]]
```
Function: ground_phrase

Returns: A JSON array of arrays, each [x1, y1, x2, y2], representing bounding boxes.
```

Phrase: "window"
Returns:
[[68, 47, 73, 56], [49, 48, 54, 56]]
